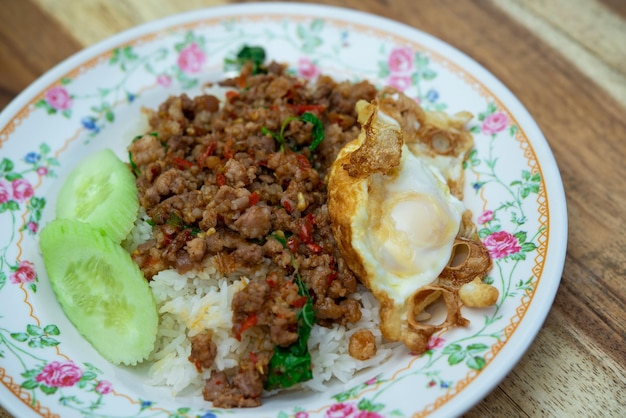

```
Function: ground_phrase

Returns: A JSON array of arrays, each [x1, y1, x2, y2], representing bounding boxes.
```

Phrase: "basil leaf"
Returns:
[[236, 45, 267, 75], [301, 112, 325, 151], [265, 275, 315, 390]]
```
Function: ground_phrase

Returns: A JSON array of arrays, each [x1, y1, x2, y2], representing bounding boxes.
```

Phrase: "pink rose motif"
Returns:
[[481, 112, 509, 135], [388, 47, 414, 73], [295, 412, 309, 418], [156, 74, 172, 87], [483, 231, 521, 259], [45, 86, 72, 111], [10, 260, 37, 284], [95, 380, 113, 395], [36, 166, 49, 176], [387, 75, 412, 91], [326, 402, 356, 418], [12, 178, 34, 202], [426, 336, 445, 350], [477, 210, 494, 224], [297, 57, 320, 79], [177, 43, 205, 74], [0, 180, 11, 204], [354, 412, 384, 418], [27, 222, 38, 233], [36, 361, 82, 388]]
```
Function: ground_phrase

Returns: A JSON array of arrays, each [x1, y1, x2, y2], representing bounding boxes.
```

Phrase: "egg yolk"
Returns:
[[370, 190, 460, 279]]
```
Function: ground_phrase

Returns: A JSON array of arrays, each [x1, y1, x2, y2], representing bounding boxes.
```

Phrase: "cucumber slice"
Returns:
[[39, 218, 157, 365], [56, 148, 139, 243]]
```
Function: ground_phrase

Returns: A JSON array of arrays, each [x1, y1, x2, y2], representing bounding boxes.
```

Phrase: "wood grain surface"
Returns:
[[1, 0, 625, 417]]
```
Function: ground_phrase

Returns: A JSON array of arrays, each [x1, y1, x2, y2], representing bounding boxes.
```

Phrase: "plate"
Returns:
[[0, 3, 567, 417]]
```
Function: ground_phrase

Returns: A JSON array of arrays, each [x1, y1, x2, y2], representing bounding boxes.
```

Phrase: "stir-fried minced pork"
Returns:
[[128, 61, 378, 407]]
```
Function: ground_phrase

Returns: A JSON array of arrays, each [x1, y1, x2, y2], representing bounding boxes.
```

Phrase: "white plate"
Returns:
[[0, 3, 567, 417]]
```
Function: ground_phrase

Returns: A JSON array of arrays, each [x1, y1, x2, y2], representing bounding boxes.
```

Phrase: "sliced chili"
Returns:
[[327, 272, 338, 285], [306, 243, 323, 254], [198, 141, 217, 166], [289, 104, 325, 115], [225, 90, 239, 101], [217, 172, 226, 187], [173, 156, 193, 169], [236, 313, 258, 341], [223, 138, 235, 159], [248, 191, 260, 206], [290, 296, 308, 308], [286, 237, 300, 253], [295, 153, 311, 169]]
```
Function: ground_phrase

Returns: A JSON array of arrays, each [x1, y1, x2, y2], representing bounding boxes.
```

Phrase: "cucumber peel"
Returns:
[[39, 218, 157, 365], [56, 148, 139, 243]]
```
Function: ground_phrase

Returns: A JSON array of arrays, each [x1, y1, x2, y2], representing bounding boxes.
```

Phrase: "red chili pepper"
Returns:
[[295, 153, 311, 169], [299, 221, 313, 243], [236, 75, 247, 89], [290, 296, 308, 308], [198, 142, 217, 166], [225, 90, 239, 101], [173, 156, 193, 169], [248, 191, 259, 206], [217, 172, 226, 187], [287, 237, 300, 253], [190, 358, 203, 373], [289, 104, 325, 115], [327, 272, 338, 285], [223, 138, 235, 159], [282, 200, 293, 213], [162, 231, 174, 247], [236, 313, 258, 341], [306, 242, 323, 254], [249, 351, 258, 364]]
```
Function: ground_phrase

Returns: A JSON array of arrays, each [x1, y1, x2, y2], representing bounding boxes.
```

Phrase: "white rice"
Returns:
[[127, 213, 397, 397]]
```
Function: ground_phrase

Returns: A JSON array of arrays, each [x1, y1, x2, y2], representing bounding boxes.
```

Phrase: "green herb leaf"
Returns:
[[301, 112, 325, 152], [128, 151, 140, 176], [166, 214, 183, 227], [265, 275, 315, 390], [262, 126, 285, 152], [271, 231, 287, 248], [236, 45, 267, 75]]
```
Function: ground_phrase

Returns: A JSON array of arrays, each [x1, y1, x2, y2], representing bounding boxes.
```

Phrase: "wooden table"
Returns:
[[1, 0, 624, 416]]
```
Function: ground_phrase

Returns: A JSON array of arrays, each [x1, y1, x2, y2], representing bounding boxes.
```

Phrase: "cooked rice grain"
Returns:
[[146, 263, 396, 396]]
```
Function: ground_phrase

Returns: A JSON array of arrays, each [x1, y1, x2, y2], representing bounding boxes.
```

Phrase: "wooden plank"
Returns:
[[493, 0, 626, 108], [32, 0, 228, 47], [0, 0, 82, 110], [600, 0, 626, 19], [515, 0, 626, 73], [1, 1, 625, 417]]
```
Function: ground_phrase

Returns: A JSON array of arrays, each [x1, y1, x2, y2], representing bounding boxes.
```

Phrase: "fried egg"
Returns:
[[353, 147, 464, 306], [328, 98, 479, 350]]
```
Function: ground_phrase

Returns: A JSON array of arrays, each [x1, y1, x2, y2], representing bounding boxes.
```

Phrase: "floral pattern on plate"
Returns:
[[0, 4, 564, 418]]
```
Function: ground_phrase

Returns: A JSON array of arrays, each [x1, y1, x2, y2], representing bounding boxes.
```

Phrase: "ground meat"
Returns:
[[233, 205, 271, 239], [129, 61, 380, 407], [188, 331, 217, 370], [231, 273, 299, 347], [202, 349, 272, 408], [348, 329, 377, 360]]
